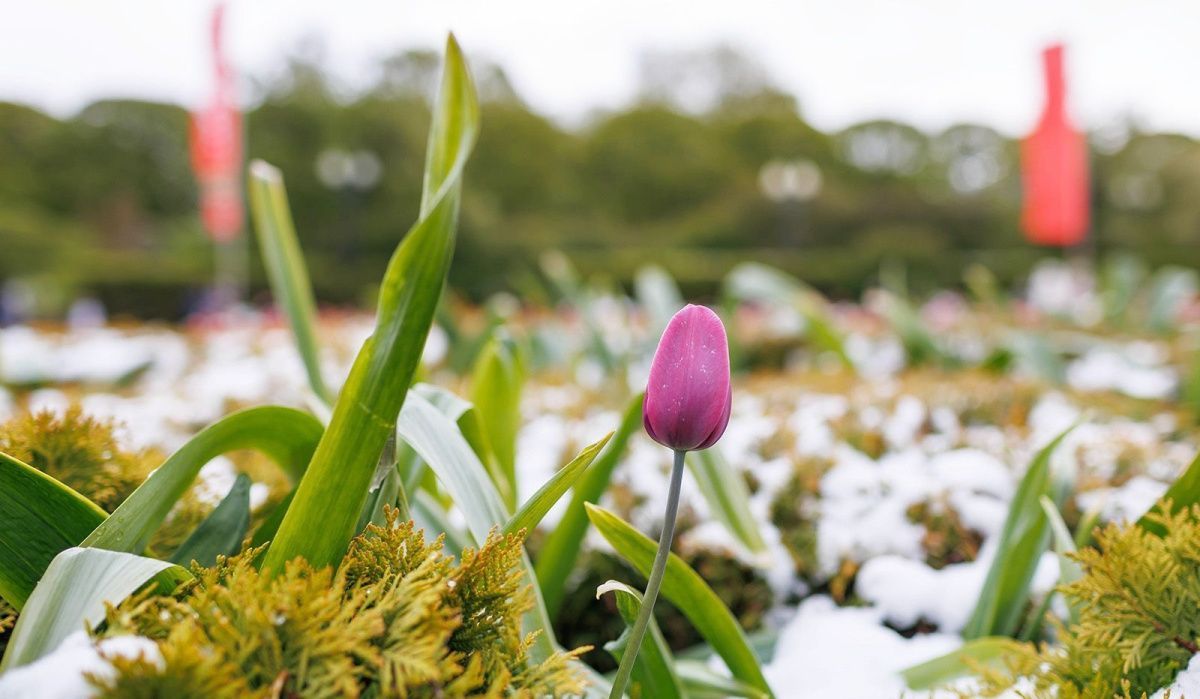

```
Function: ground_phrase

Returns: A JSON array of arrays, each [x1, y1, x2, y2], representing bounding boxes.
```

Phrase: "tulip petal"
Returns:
[[643, 305, 731, 451]]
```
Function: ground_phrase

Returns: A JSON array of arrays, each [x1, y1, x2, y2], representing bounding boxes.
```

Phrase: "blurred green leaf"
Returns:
[[84, 406, 323, 555], [536, 392, 643, 616], [963, 426, 1075, 639], [396, 391, 510, 540], [724, 262, 852, 370], [585, 503, 774, 697], [687, 446, 767, 554], [0, 451, 106, 609], [1039, 495, 1082, 584], [470, 335, 524, 509], [503, 432, 611, 537], [262, 35, 479, 573], [963, 263, 1001, 308], [635, 264, 684, 336], [597, 580, 685, 699], [1140, 451, 1200, 537], [248, 160, 332, 404], [676, 660, 772, 699], [1021, 494, 1080, 642], [169, 474, 252, 568], [0, 547, 189, 672], [1101, 253, 1146, 325], [1006, 333, 1066, 384], [901, 637, 1024, 690], [1145, 266, 1197, 333], [878, 290, 947, 367]]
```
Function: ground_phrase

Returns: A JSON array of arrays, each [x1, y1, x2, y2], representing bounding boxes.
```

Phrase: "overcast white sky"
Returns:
[[1, 0, 1197, 136]]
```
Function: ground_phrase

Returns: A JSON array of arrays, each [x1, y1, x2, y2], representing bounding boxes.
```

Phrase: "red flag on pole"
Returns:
[[189, 3, 243, 242], [1020, 44, 1089, 247]]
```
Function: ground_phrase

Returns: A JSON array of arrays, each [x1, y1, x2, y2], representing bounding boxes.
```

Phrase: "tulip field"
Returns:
[[5, 38, 1200, 699]]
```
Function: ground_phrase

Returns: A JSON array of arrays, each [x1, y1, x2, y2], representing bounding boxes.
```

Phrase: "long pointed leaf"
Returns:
[[962, 425, 1075, 639], [169, 474, 252, 568], [84, 406, 323, 555], [635, 265, 684, 336], [536, 393, 643, 616], [262, 36, 479, 573], [247, 160, 332, 404], [687, 447, 767, 554], [503, 433, 611, 537], [901, 637, 1024, 690], [0, 548, 188, 672], [0, 453, 106, 609], [1140, 451, 1200, 536], [596, 580, 684, 699], [585, 503, 774, 697], [393, 390, 609, 695], [470, 336, 524, 509], [676, 660, 771, 699]]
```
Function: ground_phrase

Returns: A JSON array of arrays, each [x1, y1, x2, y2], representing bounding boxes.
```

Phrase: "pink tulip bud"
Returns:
[[643, 304, 732, 452]]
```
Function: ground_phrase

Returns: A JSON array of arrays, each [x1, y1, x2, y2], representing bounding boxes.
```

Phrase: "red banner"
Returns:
[[189, 3, 243, 242], [1020, 44, 1089, 247]]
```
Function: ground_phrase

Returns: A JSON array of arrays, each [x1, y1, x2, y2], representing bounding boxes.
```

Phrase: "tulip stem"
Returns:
[[608, 448, 686, 699]]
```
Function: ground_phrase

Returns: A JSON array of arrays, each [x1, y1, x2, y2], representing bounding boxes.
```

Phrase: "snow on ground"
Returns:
[[1067, 343, 1178, 400], [764, 596, 960, 698], [0, 632, 160, 698], [1, 318, 1197, 697], [1153, 654, 1200, 699]]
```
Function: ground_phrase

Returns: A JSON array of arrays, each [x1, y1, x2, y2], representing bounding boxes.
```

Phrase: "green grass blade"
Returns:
[[261, 35, 479, 573], [1006, 333, 1066, 384], [393, 388, 602, 692], [585, 503, 774, 697], [962, 426, 1075, 639], [169, 474, 252, 568], [796, 296, 854, 370], [470, 336, 524, 510], [1146, 266, 1197, 333], [878, 290, 946, 367], [0, 547, 189, 672], [536, 392, 643, 616], [687, 447, 767, 554], [503, 433, 611, 537], [410, 489, 470, 557], [0, 452, 106, 609], [635, 265, 684, 336], [900, 637, 1024, 690], [247, 160, 332, 405], [676, 660, 771, 699], [395, 391, 510, 539], [1140, 451, 1200, 536], [596, 580, 685, 699], [1027, 495, 1083, 637], [1039, 495, 1082, 585], [84, 406, 323, 554], [723, 263, 852, 370], [357, 468, 404, 532]]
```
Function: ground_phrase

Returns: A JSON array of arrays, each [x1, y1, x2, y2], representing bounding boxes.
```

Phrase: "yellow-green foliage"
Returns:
[[91, 509, 587, 698], [0, 407, 211, 557], [0, 599, 14, 659], [974, 502, 1200, 698], [0, 407, 157, 512]]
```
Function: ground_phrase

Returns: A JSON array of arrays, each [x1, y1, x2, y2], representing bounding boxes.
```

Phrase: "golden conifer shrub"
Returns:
[[973, 501, 1200, 698], [90, 509, 588, 698], [0, 407, 157, 513]]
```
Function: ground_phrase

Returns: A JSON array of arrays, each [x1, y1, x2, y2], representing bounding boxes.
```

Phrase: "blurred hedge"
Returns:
[[2, 47, 1199, 318]]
